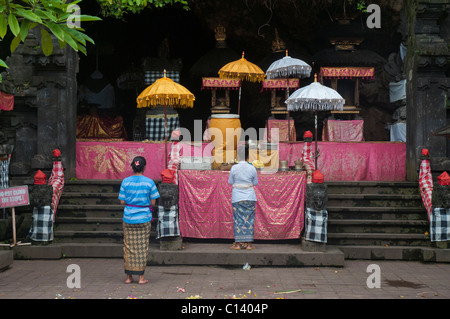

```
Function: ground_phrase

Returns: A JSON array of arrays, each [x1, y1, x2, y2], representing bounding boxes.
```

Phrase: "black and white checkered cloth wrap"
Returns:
[[145, 116, 180, 141], [27, 206, 54, 242], [144, 71, 180, 85], [156, 205, 180, 239], [430, 208, 450, 242], [0, 157, 10, 189], [305, 207, 328, 243]]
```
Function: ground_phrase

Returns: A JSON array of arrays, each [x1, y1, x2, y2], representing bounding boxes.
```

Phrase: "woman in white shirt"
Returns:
[[228, 144, 258, 250]]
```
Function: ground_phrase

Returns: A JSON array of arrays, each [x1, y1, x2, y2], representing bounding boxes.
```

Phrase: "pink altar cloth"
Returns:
[[264, 119, 296, 142], [76, 141, 406, 181], [322, 120, 364, 142], [178, 170, 306, 240]]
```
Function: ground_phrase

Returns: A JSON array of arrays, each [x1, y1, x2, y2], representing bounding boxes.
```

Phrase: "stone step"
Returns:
[[53, 230, 124, 244], [326, 181, 419, 195], [59, 192, 120, 205], [328, 219, 429, 234], [327, 206, 427, 220], [56, 204, 124, 218], [62, 180, 122, 193], [54, 217, 123, 231], [327, 194, 422, 207], [327, 232, 431, 247]]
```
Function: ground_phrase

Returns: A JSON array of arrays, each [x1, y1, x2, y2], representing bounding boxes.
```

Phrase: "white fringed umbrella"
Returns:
[[266, 50, 312, 80], [266, 50, 311, 141], [286, 74, 345, 168]]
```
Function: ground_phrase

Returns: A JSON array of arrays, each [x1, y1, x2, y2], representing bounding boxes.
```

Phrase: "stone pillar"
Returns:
[[405, 0, 450, 181], [1, 28, 79, 179]]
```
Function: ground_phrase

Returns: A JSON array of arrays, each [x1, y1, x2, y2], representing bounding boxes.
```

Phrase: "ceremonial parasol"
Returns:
[[137, 70, 195, 168], [218, 51, 265, 115], [266, 50, 312, 141], [286, 74, 344, 169]]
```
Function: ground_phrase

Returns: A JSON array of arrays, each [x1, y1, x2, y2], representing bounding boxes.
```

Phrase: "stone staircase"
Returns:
[[23, 179, 444, 263], [54, 180, 126, 244], [326, 181, 430, 247]]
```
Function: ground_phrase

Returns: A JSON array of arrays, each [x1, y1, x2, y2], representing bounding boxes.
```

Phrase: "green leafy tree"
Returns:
[[97, 0, 190, 19], [0, 0, 101, 81]]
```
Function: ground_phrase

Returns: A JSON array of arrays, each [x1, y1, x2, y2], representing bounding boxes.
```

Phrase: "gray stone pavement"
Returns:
[[0, 258, 449, 300]]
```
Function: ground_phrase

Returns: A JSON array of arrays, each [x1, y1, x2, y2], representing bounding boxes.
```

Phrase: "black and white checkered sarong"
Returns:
[[430, 208, 450, 242], [156, 205, 180, 239], [144, 71, 180, 85], [145, 116, 180, 141], [27, 206, 54, 242], [0, 157, 10, 189], [305, 207, 328, 243]]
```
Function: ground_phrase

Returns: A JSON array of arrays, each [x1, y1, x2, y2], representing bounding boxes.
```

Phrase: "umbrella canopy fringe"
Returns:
[[137, 96, 194, 109], [286, 100, 344, 111], [266, 67, 312, 80], [218, 72, 265, 83]]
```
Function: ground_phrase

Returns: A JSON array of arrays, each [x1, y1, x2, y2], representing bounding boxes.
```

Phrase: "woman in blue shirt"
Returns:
[[228, 144, 258, 250], [119, 156, 160, 284]]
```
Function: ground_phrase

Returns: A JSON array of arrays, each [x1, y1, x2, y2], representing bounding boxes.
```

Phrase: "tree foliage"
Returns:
[[96, 0, 190, 19], [0, 0, 101, 81]]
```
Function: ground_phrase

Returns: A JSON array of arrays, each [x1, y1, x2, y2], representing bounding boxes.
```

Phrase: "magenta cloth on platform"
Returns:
[[178, 170, 306, 240], [76, 141, 406, 182], [279, 142, 406, 181], [323, 120, 364, 142]]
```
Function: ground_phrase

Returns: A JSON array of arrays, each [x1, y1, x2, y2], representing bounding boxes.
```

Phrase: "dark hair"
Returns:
[[131, 156, 146, 173], [237, 144, 249, 162]]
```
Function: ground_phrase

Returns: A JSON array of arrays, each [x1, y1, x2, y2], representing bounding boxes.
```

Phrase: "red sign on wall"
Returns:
[[0, 186, 29, 208]]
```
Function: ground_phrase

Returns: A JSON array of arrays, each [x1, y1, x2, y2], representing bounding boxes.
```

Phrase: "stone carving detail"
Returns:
[[159, 183, 179, 211], [306, 183, 328, 211]]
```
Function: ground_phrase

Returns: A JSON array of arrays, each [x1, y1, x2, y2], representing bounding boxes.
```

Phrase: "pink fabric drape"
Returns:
[[76, 141, 406, 182], [178, 170, 306, 240], [322, 120, 364, 142]]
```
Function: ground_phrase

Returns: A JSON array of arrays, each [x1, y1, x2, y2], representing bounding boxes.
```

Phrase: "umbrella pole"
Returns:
[[286, 81, 290, 142], [164, 105, 168, 169], [238, 86, 242, 115], [314, 110, 318, 170]]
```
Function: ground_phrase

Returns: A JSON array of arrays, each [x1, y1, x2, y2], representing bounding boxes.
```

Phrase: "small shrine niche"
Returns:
[[262, 78, 300, 117], [201, 77, 240, 114], [319, 38, 375, 117]]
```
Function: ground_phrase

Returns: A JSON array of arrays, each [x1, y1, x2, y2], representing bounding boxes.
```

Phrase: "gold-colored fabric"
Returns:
[[249, 149, 279, 171], [136, 76, 195, 109], [218, 53, 265, 83], [76, 115, 127, 139], [209, 117, 241, 167]]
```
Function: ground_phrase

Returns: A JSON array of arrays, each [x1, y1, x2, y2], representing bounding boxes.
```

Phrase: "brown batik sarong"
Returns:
[[123, 221, 151, 275]]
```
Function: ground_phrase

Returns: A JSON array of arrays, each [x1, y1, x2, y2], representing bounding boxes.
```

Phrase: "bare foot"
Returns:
[[124, 275, 135, 284], [138, 275, 149, 284]]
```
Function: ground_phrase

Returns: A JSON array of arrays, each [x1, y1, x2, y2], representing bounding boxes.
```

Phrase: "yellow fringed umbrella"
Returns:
[[136, 70, 195, 168], [218, 51, 265, 114]]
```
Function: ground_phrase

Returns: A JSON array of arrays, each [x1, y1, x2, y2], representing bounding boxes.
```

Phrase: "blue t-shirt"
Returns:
[[118, 175, 160, 224]]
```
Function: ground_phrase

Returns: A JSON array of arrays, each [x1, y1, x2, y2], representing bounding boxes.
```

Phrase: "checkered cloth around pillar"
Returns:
[[301, 142, 315, 183], [144, 71, 180, 85], [27, 206, 53, 242], [305, 207, 328, 243], [168, 142, 181, 185], [48, 161, 64, 221], [430, 208, 450, 242], [156, 205, 180, 239], [0, 155, 10, 189], [419, 159, 433, 220], [145, 117, 180, 141]]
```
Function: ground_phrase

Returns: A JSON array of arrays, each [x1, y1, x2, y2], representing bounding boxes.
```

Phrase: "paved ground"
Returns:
[[0, 258, 449, 301]]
